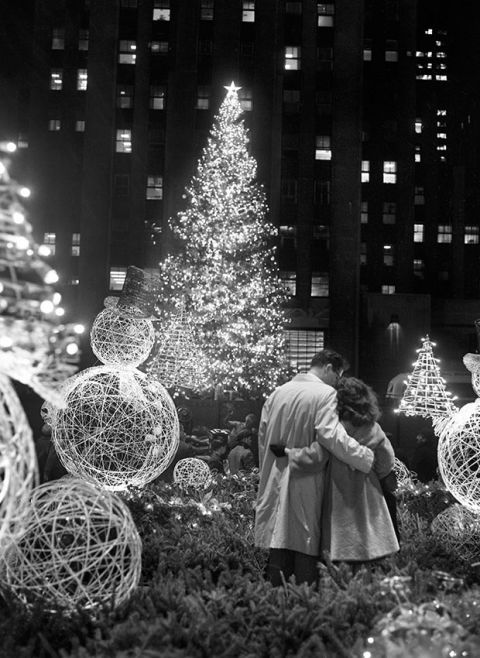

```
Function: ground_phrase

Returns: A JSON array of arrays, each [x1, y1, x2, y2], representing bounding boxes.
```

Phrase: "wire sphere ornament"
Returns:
[[393, 457, 417, 489], [90, 308, 155, 368], [437, 399, 480, 512], [431, 503, 480, 562], [51, 365, 179, 490], [4, 478, 142, 611], [0, 374, 38, 549], [173, 458, 212, 489]]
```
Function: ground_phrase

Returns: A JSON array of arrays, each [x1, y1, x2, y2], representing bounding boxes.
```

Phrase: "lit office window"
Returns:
[[383, 161, 397, 184], [43, 232, 56, 256], [200, 0, 214, 20], [285, 46, 301, 70], [385, 40, 398, 62], [311, 274, 329, 297], [78, 29, 89, 51], [315, 135, 331, 160], [117, 85, 134, 108], [50, 69, 63, 91], [110, 267, 127, 291], [77, 69, 88, 91], [415, 146, 421, 163], [150, 85, 166, 110], [413, 223, 424, 243], [280, 271, 296, 295], [153, 0, 170, 20], [70, 278, 80, 286], [52, 28, 65, 50], [116, 129, 132, 153], [71, 232, 81, 256], [381, 285, 395, 294], [465, 226, 480, 244], [242, 1, 255, 21], [48, 119, 61, 131], [317, 3, 334, 27], [363, 39, 372, 61], [150, 40, 168, 53], [287, 329, 325, 372], [383, 201, 396, 224], [383, 244, 394, 266], [118, 40, 136, 64], [17, 133, 28, 149], [360, 201, 368, 224], [196, 86, 210, 110], [75, 120, 85, 132], [361, 160, 370, 183], [414, 186, 425, 204], [415, 119, 423, 133], [413, 259, 425, 278], [146, 175, 163, 200], [360, 242, 367, 265], [437, 225, 452, 243], [239, 88, 252, 111]]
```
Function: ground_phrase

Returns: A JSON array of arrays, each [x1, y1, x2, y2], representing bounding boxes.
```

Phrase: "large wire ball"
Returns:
[[4, 478, 142, 611], [0, 374, 38, 549], [51, 365, 179, 491], [437, 400, 480, 512], [173, 458, 212, 489], [90, 308, 155, 367], [431, 503, 480, 562]]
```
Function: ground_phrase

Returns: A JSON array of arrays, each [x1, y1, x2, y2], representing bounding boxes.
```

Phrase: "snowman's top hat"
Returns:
[[105, 266, 161, 319], [463, 353, 480, 375]]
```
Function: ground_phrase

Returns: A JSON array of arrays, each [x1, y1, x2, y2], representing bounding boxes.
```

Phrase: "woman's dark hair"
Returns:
[[336, 376, 381, 427]]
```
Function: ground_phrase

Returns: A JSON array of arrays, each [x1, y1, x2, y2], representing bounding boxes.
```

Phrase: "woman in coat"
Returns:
[[321, 377, 400, 562]]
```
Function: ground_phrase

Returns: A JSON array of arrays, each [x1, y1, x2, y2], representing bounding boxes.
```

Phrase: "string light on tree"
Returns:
[[155, 82, 291, 398], [395, 335, 457, 428]]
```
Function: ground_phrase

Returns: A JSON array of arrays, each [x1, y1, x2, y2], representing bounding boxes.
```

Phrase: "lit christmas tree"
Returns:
[[152, 83, 290, 398], [0, 140, 83, 400], [396, 335, 457, 424]]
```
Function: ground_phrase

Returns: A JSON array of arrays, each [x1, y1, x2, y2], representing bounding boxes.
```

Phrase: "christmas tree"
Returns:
[[151, 83, 290, 398], [396, 335, 457, 423], [0, 140, 83, 398]]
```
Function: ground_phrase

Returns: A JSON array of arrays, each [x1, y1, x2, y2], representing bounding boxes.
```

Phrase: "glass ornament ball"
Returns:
[[173, 457, 212, 489], [90, 308, 155, 367], [5, 478, 142, 611], [437, 400, 480, 512], [51, 365, 180, 491]]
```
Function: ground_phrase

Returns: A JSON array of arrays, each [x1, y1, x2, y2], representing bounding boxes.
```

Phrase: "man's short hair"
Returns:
[[310, 348, 349, 374]]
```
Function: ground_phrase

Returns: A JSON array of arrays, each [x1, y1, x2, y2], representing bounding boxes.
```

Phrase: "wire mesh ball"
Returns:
[[437, 399, 480, 512], [51, 365, 179, 491], [393, 457, 417, 489], [4, 477, 142, 611], [90, 308, 155, 367], [0, 374, 38, 549], [431, 503, 480, 562], [173, 458, 212, 489]]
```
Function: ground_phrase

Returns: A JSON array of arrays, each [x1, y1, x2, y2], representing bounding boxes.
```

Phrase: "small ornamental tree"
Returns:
[[151, 83, 291, 398]]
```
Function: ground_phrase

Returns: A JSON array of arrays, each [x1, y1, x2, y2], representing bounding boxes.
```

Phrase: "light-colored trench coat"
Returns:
[[254, 373, 374, 556]]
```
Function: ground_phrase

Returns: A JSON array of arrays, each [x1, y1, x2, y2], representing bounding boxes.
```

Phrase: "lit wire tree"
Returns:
[[396, 335, 457, 428], [151, 83, 290, 398]]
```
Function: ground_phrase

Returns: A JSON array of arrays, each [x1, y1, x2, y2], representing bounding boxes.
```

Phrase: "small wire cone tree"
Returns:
[[396, 335, 457, 428], [154, 83, 291, 399], [146, 301, 202, 390]]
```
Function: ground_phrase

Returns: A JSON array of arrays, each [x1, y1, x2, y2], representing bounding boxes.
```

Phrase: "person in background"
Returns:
[[410, 427, 438, 482], [320, 377, 400, 563], [189, 426, 212, 457], [227, 413, 258, 451], [201, 435, 229, 475], [255, 349, 377, 587], [228, 432, 255, 475]]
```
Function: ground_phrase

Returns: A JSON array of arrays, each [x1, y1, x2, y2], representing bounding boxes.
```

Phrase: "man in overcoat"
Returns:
[[254, 349, 377, 586]]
